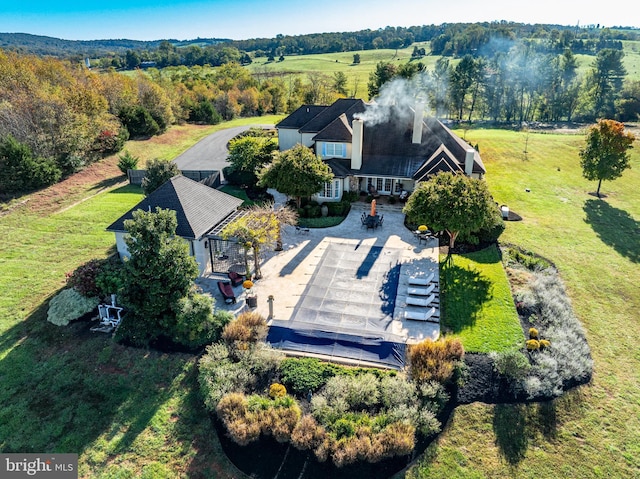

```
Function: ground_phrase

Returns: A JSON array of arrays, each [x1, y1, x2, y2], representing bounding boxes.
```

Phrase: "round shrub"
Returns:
[[539, 339, 551, 350], [529, 327, 539, 339], [66, 259, 103, 297], [269, 383, 287, 399], [280, 357, 335, 396], [47, 288, 99, 326], [526, 339, 541, 351], [491, 350, 531, 381]]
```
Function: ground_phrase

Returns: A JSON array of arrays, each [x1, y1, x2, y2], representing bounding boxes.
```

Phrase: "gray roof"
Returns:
[[106, 175, 243, 239], [275, 105, 327, 129], [299, 98, 367, 133]]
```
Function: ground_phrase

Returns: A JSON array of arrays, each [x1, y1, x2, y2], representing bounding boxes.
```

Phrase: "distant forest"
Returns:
[[1, 22, 639, 68]]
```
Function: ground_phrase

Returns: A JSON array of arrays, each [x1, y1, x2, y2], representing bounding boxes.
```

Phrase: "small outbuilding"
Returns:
[[106, 175, 243, 276]]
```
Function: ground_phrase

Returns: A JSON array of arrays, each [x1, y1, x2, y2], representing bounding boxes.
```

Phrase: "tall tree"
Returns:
[[403, 172, 499, 249], [368, 61, 398, 99], [579, 119, 635, 198], [258, 144, 333, 208], [586, 49, 626, 119], [225, 135, 277, 187], [119, 208, 199, 344]]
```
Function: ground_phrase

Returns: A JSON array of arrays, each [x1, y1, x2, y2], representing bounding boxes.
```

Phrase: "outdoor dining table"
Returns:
[[365, 215, 381, 229]]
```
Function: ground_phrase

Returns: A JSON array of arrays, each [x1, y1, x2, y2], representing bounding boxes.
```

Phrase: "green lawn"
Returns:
[[440, 245, 522, 353], [2, 122, 640, 478], [401, 126, 640, 478]]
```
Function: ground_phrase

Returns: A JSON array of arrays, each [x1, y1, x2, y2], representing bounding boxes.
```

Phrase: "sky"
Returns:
[[1, 0, 638, 42]]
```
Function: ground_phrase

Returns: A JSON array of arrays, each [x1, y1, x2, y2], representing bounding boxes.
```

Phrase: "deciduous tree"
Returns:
[[258, 144, 333, 208], [579, 119, 635, 198], [403, 172, 499, 249]]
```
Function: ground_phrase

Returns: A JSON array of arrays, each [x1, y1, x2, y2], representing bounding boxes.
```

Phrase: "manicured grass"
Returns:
[[440, 245, 522, 353], [400, 126, 640, 478], [219, 184, 253, 206], [0, 122, 257, 478]]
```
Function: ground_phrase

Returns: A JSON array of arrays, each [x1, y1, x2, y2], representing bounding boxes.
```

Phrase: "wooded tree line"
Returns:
[[0, 49, 352, 195], [369, 46, 639, 123], [100, 22, 638, 71]]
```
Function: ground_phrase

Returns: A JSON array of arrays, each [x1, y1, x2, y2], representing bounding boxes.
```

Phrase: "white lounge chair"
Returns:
[[406, 293, 435, 307], [404, 307, 439, 322], [408, 272, 435, 286], [407, 283, 436, 296]]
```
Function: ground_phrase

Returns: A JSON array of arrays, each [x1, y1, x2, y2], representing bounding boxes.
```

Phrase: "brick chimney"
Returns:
[[351, 118, 363, 170]]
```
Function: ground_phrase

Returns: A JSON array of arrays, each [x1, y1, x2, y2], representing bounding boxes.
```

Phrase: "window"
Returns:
[[376, 178, 383, 191], [384, 178, 392, 192], [319, 180, 340, 199], [324, 143, 344, 157]]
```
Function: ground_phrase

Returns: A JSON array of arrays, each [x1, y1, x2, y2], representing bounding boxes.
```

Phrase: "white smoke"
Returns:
[[354, 74, 435, 126]]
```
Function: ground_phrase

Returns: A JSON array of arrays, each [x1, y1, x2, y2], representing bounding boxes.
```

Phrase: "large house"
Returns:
[[276, 98, 485, 201], [107, 175, 243, 276]]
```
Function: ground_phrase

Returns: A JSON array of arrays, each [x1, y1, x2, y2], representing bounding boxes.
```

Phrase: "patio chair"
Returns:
[[227, 270, 244, 287], [217, 281, 236, 304]]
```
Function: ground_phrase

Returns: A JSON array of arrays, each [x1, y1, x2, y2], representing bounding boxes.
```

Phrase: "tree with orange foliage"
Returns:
[[579, 119, 635, 198]]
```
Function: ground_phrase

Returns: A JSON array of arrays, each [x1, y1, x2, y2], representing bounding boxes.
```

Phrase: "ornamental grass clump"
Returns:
[[47, 288, 100, 326], [407, 338, 464, 383]]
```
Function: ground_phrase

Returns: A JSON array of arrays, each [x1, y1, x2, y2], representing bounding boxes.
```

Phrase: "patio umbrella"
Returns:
[[370, 199, 376, 217]]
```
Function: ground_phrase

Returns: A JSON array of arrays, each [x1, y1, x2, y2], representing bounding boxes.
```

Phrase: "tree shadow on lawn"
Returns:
[[439, 256, 492, 333], [584, 198, 640, 263], [493, 400, 560, 469], [0, 301, 200, 464]]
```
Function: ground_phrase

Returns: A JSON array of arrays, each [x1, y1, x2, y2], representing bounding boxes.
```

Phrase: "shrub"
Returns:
[[342, 191, 359, 202], [291, 415, 328, 452], [47, 288, 99, 326], [269, 383, 287, 399], [322, 374, 380, 411], [529, 327, 539, 339], [95, 256, 125, 297], [66, 259, 103, 297], [222, 311, 267, 346], [408, 338, 464, 383], [526, 339, 540, 351], [280, 357, 335, 396], [170, 291, 230, 349], [491, 350, 531, 382], [417, 381, 450, 415], [539, 339, 551, 350], [198, 344, 257, 410], [141, 158, 180, 195], [117, 151, 139, 175], [378, 376, 418, 409], [518, 270, 593, 397], [0, 135, 61, 194]]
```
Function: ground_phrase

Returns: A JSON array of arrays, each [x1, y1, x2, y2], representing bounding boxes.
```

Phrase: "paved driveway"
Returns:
[[172, 124, 274, 178]]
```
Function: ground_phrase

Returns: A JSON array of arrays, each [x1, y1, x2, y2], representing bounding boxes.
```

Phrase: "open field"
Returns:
[[401, 126, 640, 478], [1, 121, 639, 477]]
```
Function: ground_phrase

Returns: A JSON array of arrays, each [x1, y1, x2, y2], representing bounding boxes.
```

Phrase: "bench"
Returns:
[[217, 281, 236, 304]]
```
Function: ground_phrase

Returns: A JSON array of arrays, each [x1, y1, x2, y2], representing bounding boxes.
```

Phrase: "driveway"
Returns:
[[172, 124, 274, 179]]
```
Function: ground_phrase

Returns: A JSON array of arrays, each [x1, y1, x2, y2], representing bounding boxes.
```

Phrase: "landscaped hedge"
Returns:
[[198, 344, 450, 467]]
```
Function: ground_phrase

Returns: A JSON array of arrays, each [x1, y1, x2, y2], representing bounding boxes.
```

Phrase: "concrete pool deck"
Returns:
[[196, 201, 441, 346]]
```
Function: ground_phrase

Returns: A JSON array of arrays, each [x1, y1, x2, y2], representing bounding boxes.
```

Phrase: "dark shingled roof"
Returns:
[[312, 114, 352, 142], [106, 175, 243, 239], [299, 98, 367, 133], [275, 105, 327, 129]]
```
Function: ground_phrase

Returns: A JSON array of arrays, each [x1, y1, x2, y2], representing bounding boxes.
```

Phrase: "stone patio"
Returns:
[[196, 201, 441, 346]]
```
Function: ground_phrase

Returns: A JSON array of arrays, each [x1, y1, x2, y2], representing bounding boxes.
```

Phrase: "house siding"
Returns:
[[113, 232, 209, 277], [278, 128, 302, 151]]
